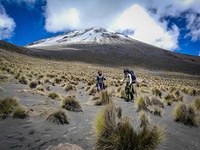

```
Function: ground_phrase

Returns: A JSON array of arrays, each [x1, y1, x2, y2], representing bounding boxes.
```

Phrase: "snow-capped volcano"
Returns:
[[25, 28, 133, 48]]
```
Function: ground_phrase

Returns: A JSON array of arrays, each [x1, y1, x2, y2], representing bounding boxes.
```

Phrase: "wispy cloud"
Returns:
[[0, 4, 16, 40]]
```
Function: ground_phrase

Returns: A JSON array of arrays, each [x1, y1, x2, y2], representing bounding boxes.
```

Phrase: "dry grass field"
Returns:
[[0, 42, 200, 149]]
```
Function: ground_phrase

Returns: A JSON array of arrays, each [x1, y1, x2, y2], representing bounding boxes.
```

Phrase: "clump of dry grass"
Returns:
[[136, 95, 150, 112], [61, 95, 83, 112], [164, 94, 175, 105], [53, 77, 61, 84], [93, 102, 164, 150], [168, 87, 176, 93], [18, 75, 28, 84], [48, 92, 61, 100], [12, 106, 28, 119], [46, 109, 70, 125], [95, 90, 112, 106], [88, 85, 97, 95], [116, 84, 126, 99], [64, 84, 76, 92], [153, 106, 162, 117], [174, 102, 198, 126], [188, 88, 196, 96], [29, 81, 38, 88], [37, 85, 45, 91], [151, 87, 162, 98], [193, 96, 200, 111], [151, 97, 164, 108], [0, 97, 18, 119]]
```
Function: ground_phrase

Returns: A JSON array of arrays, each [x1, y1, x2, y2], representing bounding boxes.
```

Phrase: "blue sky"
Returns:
[[0, 0, 200, 56]]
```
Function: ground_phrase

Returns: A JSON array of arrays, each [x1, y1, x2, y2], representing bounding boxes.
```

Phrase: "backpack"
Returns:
[[129, 70, 136, 83]]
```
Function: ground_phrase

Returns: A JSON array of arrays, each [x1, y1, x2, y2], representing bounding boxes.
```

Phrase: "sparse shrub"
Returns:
[[95, 90, 112, 105], [18, 75, 28, 84], [153, 106, 162, 117], [61, 95, 82, 112], [139, 82, 148, 87], [87, 80, 94, 86], [46, 109, 69, 124], [0, 97, 18, 118], [93, 102, 164, 150], [193, 96, 200, 111], [168, 87, 175, 93], [29, 81, 38, 88], [188, 88, 196, 96], [136, 95, 149, 112], [174, 102, 198, 126], [88, 85, 97, 95], [164, 94, 175, 105], [64, 84, 76, 92], [117, 84, 126, 99], [151, 87, 162, 98], [14, 72, 20, 79], [175, 95, 184, 102], [37, 85, 45, 91], [53, 77, 61, 84], [38, 74, 44, 80], [85, 86, 90, 91], [151, 97, 164, 108], [139, 110, 150, 127], [140, 87, 149, 93], [48, 92, 61, 100], [12, 106, 28, 119], [46, 86, 52, 91]]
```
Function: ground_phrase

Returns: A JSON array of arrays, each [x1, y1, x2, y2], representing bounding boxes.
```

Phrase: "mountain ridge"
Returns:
[[0, 27, 200, 75]]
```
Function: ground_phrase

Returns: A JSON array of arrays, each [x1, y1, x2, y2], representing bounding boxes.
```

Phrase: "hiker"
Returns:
[[120, 69, 136, 102], [96, 70, 106, 92]]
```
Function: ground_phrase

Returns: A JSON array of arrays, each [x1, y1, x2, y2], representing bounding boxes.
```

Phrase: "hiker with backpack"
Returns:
[[96, 70, 106, 92], [120, 69, 136, 102]]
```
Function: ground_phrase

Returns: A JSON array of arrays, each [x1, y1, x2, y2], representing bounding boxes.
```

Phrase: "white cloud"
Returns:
[[45, 7, 80, 32], [0, 4, 16, 40], [199, 51, 200, 56], [44, 0, 130, 32], [185, 13, 200, 41], [110, 4, 179, 50]]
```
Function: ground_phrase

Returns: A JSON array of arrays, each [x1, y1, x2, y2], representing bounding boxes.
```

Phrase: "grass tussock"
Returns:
[[18, 75, 28, 84], [48, 92, 61, 100], [94, 102, 164, 150], [153, 106, 162, 117], [136, 95, 150, 112], [164, 94, 175, 105], [29, 81, 38, 88], [151, 87, 162, 98], [61, 95, 83, 112], [188, 88, 196, 96], [0, 97, 18, 118], [88, 85, 97, 95], [12, 106, 28, 119], [151, 97, 164, 108], [193, 96, 200, 111], [95, 90, 112, 106], [174, 102, 198, 126], [47, 109, 69, 125], [64, 84, 76, 92]]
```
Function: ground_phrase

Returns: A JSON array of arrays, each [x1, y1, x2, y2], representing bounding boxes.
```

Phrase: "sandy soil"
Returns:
[[0, 81, 200, 150]]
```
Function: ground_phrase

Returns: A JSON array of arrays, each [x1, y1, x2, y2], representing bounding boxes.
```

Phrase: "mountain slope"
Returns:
[[1, 28, 200, 75]]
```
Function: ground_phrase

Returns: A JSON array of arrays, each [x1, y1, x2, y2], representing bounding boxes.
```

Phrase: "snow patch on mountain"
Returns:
[[25, 28, 133, 48]]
